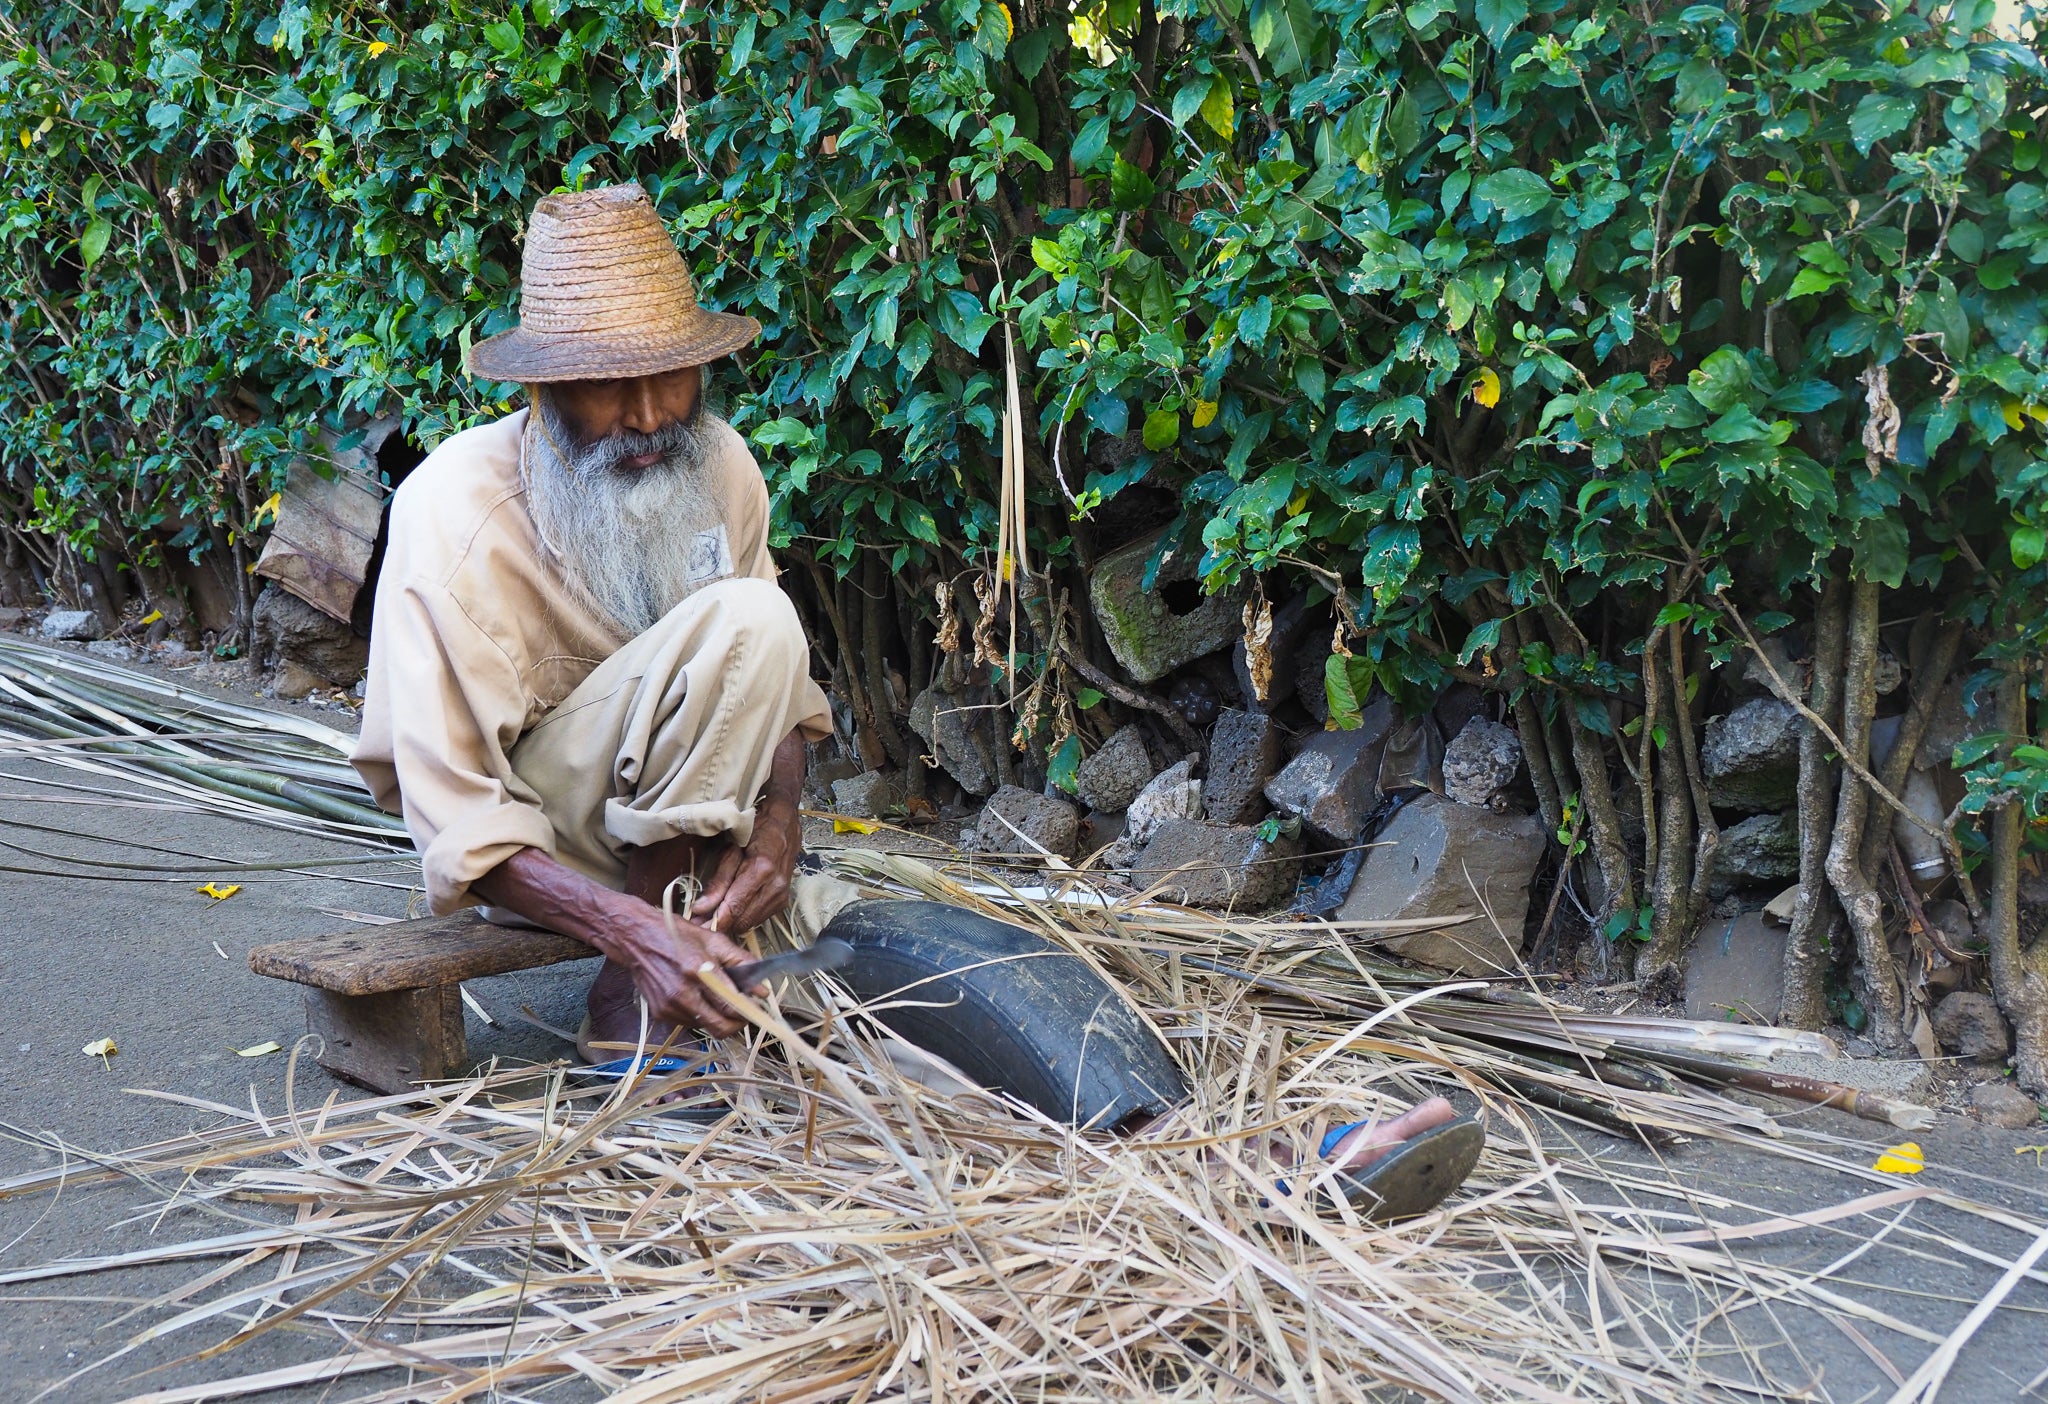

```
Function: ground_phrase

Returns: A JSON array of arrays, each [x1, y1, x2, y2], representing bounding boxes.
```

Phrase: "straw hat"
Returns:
[[467, 184, 760, 382]]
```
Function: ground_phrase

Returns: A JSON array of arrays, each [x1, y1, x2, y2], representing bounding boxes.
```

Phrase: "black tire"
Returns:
[[822, 899, 1189, 1130]]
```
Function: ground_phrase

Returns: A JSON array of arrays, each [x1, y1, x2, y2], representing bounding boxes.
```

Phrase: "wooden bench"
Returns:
[[249, 912, 595, 1094]]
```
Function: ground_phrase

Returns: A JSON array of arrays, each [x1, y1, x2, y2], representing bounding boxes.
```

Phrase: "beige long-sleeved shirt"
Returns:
[[351, 408, 831, 909]]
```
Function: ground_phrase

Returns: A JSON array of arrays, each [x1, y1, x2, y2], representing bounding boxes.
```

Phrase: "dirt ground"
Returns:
[[2, 648, 2047, 1402]]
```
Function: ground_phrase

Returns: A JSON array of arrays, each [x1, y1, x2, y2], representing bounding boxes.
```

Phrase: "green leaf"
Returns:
[[1848, 94, 1915, 154], [1387, 91, 1421, 157], [1075, 687, 1104, 710], [1457, 617, 1502, 665], [1048, 733, 1082, 794], [1142, 407, 1181, 450], [1785, 267, 1844, 299], [1473, 168, 1553, 221], [1011, 27, 1054, 78], [1071, 115, 1112, 172], [1110, 155, 1156, 211], [1324, 653, 1364, 729], [1248, 0, 1319, 78], [1171, 78, 1209, 128], [1474, 0, 1527, 46], [1853, 517, 1910, 587], [79, 217, 112, 269], [2012, 524, 2046, 569], [1687, 347, 1753, 414], [1673, 58, 1728, 113]]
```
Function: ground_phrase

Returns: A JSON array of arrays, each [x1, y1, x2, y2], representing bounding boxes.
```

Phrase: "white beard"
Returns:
[[523, 395, 729, 638]]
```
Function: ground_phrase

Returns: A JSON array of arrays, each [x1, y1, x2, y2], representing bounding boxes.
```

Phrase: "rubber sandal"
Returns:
[[1319, 1115, 1485, 1221]]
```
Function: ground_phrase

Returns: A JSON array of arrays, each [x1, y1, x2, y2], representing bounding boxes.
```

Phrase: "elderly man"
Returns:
[[353, 184, 819, 1052], [352, 183, 1482, 1217]]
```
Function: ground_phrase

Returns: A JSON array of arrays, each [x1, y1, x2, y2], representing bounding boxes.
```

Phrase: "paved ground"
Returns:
[[1, 666, 2045, 1401]]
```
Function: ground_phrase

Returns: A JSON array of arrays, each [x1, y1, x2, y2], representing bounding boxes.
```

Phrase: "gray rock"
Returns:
[[1703, 698, 1804, 812], [1097, 835, 1145, 872], [830, 769, 902, 819], [1872, 647, 1902, 695], [0, 605, 26, 630], [84, 639, 136, 663], [1135, 818, 1303, 910], [1075, 725, 1156, 813], [1931, 991, 2010, 1065], [1263, 698, 1396, 841], [1336, 793, 1545, 975], [966, 785, 1080, 859], [1684, 910, 1790, 1024], [272, 661, 330, 700], [803, 752, 861, 809], [1918, 676, 1997, 771], [1204, 709, 1283, 825], [1708, 811, 1802, 899], [1971, 1081, 2039, 1129], [252, 585, 366, 685], [1126, 758, 1202, 845], [1294, 638, 1332, 724], [1088, 537, 1248, 684], [909, 686, 999, 797], [39, 609, 101, 641], [1924, 898, 1977, 954], [1441, 717, 1522, 808]]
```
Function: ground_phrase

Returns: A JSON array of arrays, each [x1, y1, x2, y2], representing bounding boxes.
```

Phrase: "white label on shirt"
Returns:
[[685, 524, 735, 584]]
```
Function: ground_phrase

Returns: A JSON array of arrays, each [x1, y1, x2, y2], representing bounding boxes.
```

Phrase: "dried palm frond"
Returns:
[[6, 854, 2039, 1404]]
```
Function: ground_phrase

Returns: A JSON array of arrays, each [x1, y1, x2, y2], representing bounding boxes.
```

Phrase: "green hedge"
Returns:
[[5, 0, 2048, 1015]]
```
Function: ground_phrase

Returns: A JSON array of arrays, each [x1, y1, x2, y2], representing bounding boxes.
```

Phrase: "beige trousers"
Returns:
[[507, 576, 818, 893]]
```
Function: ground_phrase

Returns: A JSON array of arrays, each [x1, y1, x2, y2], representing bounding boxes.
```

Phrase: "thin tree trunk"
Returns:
[[1783, 575, 1847, 1029], [1986, 665, 2048, 1093], [1673, 626, 1721, 941], [1824, 578, 1908, 1051], [861, 552, 911, 768], [805, 555, 888, 772], [1856, 615, 1964, 878]]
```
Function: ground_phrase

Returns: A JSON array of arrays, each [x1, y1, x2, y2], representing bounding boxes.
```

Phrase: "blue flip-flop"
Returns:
[[1275, 1115, 1485, 1221]]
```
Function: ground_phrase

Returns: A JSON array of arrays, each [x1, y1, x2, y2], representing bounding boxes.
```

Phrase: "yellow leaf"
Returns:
[[1873, 1141, 1924, 1174], [832, 817, 880, 835], [2025, 401, 2048, 425], [367, 39, 390, 56], [998, 3, 1014, 42], [252, 490, 282, 526], [1191, 398, 1219, 428], [234, 1040, 282, 1058], [18, 128, 30, 149], [1472, 367, 1502, 408], [82, 1037, 117, 1067], [1287, 489, 1310, 516], [2003, 401, 2026, 431], [1200, 78, 1234, 141], [198, 882, 242, 901], [139, 608, 163, 625]]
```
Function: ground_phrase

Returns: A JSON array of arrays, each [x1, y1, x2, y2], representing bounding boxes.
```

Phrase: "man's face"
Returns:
[[544, 366, 704, 466]]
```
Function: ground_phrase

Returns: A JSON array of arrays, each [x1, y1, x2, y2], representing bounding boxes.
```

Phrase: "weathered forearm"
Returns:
[[471, 846, 646, 963]]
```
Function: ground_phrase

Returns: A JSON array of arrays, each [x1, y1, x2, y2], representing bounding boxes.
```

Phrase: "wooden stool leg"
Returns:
[[305, 984, 467, 1094]]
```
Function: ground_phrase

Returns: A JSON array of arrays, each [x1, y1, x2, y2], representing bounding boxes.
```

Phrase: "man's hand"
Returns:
[[696, 726, 807, 934], [696, 799, 801, 934], [591, 898, 755, 1037], [472, 846, 756, 1037]]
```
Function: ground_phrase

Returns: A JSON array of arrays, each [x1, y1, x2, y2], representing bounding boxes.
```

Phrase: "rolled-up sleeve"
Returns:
[[355, 578, 557, 914]]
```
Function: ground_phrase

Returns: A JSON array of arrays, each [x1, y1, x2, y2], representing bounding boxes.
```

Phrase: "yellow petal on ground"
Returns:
[[367, 39, 389, 56], [1191, 398, 1218, 428], [139, 608, 163, 625], [234, 1041, 282, 1058], [832, 818, 881, 835], [82, 1037, 117, 1068], [1472, 367, 1502, 408], [1873, 1141, 1924, 1174], [198, 882, 242, 901]]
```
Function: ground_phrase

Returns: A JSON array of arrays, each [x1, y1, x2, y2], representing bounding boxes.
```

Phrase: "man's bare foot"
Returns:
[[581, 956, 688, 1062], [1321, 1095, 1461, 1174]]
